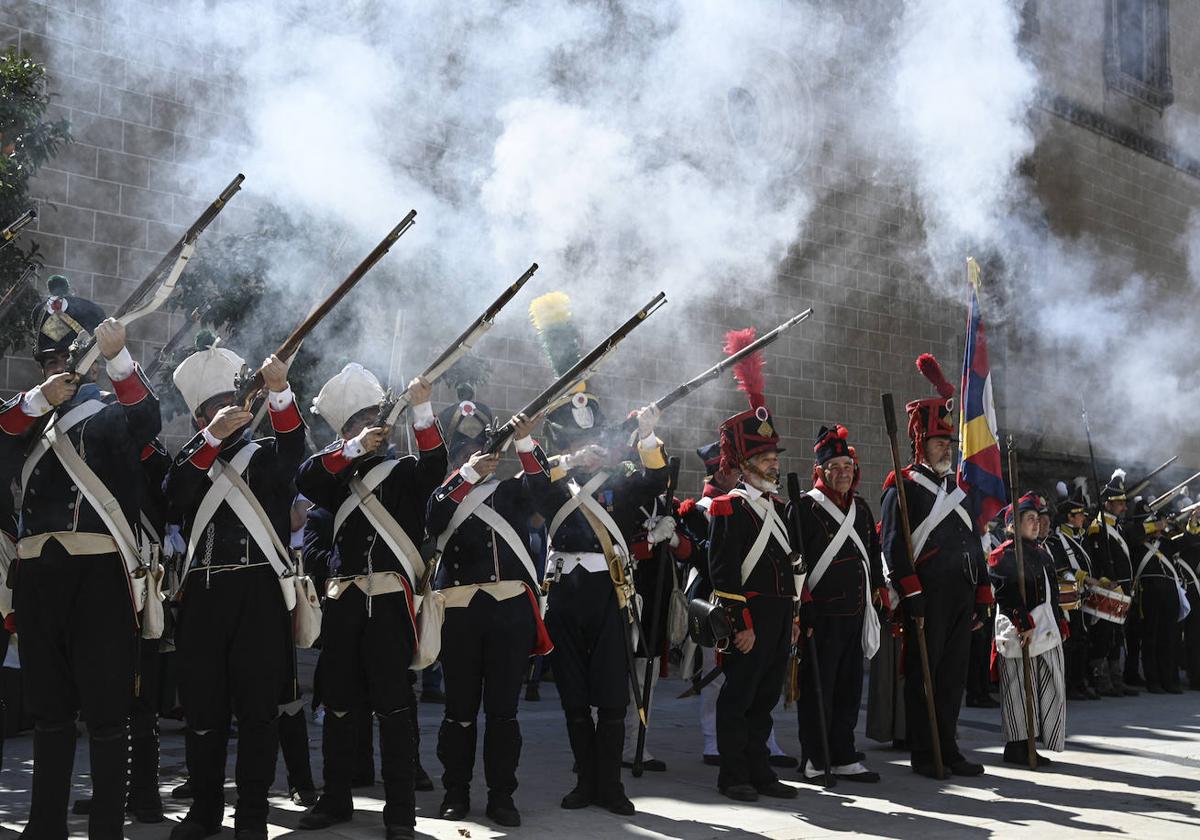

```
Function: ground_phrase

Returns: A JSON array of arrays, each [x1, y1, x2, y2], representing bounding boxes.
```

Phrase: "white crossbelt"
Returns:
[[726, 488, 791, 585], [546, 471, 631, 574], [1055, 531, 1087, 573], [1134, 541, 1179, 585], [804, 488, 881, 657], [21, 399, 105, 491], [907, 470, 971, 560], [434, 479, 540, 590], [1175, 558, 1200, 592], [1106, 522, 1131, 564], [334, 458, 426, 587]]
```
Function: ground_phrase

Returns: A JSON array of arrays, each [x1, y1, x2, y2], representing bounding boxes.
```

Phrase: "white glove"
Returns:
[[646, 515, 679, 548], [164, 525, 187, 558]]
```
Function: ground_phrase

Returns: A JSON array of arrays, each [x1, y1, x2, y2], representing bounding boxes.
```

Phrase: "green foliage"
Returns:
[[0, 47, 72, 358]]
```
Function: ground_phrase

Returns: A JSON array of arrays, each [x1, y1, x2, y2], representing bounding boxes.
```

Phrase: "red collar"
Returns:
[[814, 477, 851, 511]]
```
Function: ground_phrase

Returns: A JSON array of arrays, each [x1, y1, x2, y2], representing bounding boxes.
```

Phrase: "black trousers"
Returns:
[[1124, 592, 1144, 683], [715, 596, 791, 789], [14, 544, 136, 840], [1063, 609, 1089, 691], [176, 565, 288, 832], [545, 568, 628, 710], [903, 577, 973, 767], [1184, 591, 1200, 689], [965, 623, 993, 700], [1139, 578, 1181, 690], [798, 612, 863, 770], [438, 592, 536, 799], [317, 586, 417, 828], [633, 555, 673, 657]]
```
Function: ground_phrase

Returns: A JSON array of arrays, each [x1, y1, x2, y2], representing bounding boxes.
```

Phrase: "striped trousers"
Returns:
[[999, 643, 1066, 751]]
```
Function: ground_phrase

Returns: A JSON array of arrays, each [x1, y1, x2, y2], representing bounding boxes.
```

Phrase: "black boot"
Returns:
[[300, 710, 354, 830], [1002, 740, 1052, 768], [86, 724, 130, 840], [351, 709, 376, 787], [21, 723, 76, 840], [483, 717, 521, 826], [379, 708, 418, 833], [277, 709, 317, 806], [127, 729, 166, 823], [232, 718, 277, 837], [594, 716, 635, 816], [436, 718, 476, 819], [172, 729, 228, 839], [560, 713, 595, 809]]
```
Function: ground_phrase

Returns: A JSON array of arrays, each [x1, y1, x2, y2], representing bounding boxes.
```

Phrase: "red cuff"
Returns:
[[975, 583, 995, 605], [518, 448, 543, 475], [631, 539, 653, 561], [1059, 619, 1070, 641], [269, 399, 303, 434], [3, 613, 15, 633], [800, 586, 814, 604], [876, 586, 892, 611], [140, 443, 156, 462], [0, 398, 36, 436], [111, 364, 149, 406], [190, 441, 221, 470], [413, 422, 444, 452], [898, 574, 923, 597], [672, 535, 693, 561], [320, 444, 353, 475], [742, 607, 754, 631], [447, 471, 474, 503]]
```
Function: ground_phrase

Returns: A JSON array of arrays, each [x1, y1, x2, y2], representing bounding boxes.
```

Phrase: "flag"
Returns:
[[957, 258, 1006, 530]]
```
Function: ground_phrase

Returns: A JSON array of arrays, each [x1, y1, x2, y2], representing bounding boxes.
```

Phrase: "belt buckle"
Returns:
[[553, 556, 564, 582]]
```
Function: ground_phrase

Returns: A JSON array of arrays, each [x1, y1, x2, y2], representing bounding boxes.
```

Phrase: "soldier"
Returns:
[[294, 363, 446, 840], [1169, 501, 1200, 689], [523, 291, 668, 817], [707, 338, 799, 803], [165, 343, 304, 840], [0, 280, 161, 840], [278, 493, 319, 807], [880, 354, 990, 778], [1086, 469, 1140, 697], [990, 493, 1069, 767], [1130, 499, 1183, 694], [425, 390, 550, 827], [678, 442, 794, 767], [1047, 480, 1098, 700], [792, 424, 885, 783]]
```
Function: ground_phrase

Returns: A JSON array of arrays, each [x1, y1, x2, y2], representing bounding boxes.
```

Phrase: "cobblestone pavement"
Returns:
[[1, 659, 1198, 839]]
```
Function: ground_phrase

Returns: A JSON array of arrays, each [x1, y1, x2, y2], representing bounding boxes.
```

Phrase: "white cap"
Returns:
[[311, 363, 385, 435], [173, 347, 246, 416]]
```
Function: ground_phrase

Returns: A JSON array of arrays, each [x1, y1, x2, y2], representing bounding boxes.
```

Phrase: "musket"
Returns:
[[68, 174, 245, 376], [1006, 436, 1039, 771], [677, 663, 723, 699], [0, 262, 38, 324], [1081, 400, 1116, 578], [231, 211, 417, 409], [144, 304, 211, 378], [1149, 470, 1200, 512], [0, 208, 36, 250], [881, 392, 945, 781], [786, 471, 834, 787], [377, 262, 538, 427], [632, 456, 681, 778], [1126, 456, 1179, 499], [481, 291, 668, 455], [614, 308, 813, 435]]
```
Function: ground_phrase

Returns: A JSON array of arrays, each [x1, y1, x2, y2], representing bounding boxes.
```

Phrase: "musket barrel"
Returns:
[[1149, 469, 1200, 510], [0, 208, 37, 246]]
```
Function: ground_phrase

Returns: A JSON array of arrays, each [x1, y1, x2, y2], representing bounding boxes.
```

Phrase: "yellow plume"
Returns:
[[529, 291, 572, 332]]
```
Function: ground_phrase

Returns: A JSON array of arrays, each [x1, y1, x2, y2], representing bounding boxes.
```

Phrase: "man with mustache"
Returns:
[[880, 354, 990, 779]]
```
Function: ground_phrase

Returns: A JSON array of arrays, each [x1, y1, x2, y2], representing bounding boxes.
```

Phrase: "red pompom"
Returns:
[[836, 424, 849, 439], [724, 328, 765, 410], [916, 353, 955, 399], [678, 498, 697, 516]]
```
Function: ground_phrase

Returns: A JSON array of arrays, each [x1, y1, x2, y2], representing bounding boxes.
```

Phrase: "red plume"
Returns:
[[724, 328, 765, 409], [916, 353, 954, 399]]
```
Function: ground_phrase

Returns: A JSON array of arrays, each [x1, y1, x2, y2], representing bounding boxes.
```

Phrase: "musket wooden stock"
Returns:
[[234, 210, 417, 408], [379, 261, 538, 427], [881, 392, 945, 780], [618, 308, 814, 434], [0, 208, 36, 248], [484, 290, 667, 454]]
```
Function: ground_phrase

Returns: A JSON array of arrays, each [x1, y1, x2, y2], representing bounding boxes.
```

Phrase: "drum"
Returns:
[[1082, 582, 1132, 624], [1058, 576, 1082, 611]]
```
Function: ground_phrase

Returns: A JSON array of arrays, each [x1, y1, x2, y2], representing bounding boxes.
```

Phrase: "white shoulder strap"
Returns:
[[547, 471, 608, 540], [726, 489, 790, 585], [21, 399, 106, 491], [334, 458, 400, 535], [183, 443, 260, 575], [1175, 557, 1200, 591], [908, 472, 970, 559], [346, 472, 426, 585], [220, 462, 295, 579], [43, 421, 143, 576], [474, 502, 541, 589], [1135, 541, 1176, 584], [804, 489, 870, 592], [435, 481, 501, 552], [1106, 522, 1130, 561]]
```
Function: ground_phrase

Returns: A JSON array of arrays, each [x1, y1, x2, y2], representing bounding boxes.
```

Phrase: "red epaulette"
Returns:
[[988, 539, 1013, 567], [710, 494, 738, 517], [881, 467, 914, 491], [678, 498, 697, 516]]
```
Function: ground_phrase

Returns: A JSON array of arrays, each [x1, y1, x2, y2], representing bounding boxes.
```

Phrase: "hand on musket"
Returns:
[[511, 411, 540, 442]]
